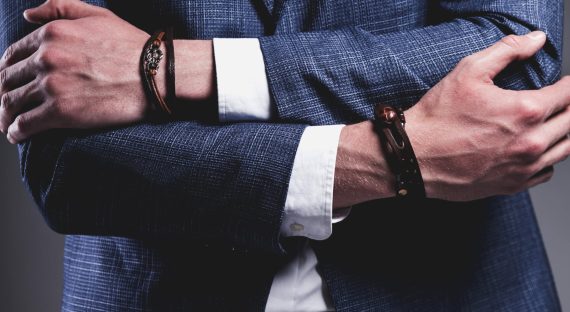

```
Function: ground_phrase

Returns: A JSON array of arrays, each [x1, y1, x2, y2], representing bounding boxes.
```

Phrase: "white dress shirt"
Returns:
[[214, 38, 349, 311]]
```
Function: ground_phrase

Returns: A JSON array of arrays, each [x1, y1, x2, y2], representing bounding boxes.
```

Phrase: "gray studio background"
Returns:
[[2, 6, 570, 312]]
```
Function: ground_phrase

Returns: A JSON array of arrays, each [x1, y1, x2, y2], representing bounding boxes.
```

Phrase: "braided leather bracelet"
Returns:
[[373, 104, 426, 200], [141, 30, 172, 117]]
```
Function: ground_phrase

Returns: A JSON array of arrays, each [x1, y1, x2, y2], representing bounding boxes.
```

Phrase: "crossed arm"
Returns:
[[1, 0, 568, 255]]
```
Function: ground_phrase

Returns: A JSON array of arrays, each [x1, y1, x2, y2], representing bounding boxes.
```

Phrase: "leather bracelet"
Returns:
[[164, 27, 178, 113], [140, 30, 172, 117], [373, 104, 426, 200]]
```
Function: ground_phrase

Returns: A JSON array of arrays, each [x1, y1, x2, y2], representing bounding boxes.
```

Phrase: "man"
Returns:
[[0, 0, 567, 311]]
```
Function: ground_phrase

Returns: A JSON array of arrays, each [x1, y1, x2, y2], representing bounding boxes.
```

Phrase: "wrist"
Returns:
[[373, 105, 426, 199], [333, 121, 396, 208], [173, 39, 215, 102], [403, 105, 443, 200]]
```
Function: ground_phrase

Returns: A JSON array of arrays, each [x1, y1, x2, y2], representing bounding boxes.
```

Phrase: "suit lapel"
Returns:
[[261, 0, 274, 17]]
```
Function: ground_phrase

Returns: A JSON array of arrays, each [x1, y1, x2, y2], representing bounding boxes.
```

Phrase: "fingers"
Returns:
[[0, 80, 42, 134], [546, 107, 570, 144], [0, 56, 37, 94], [521, 137, 570, 189], [467, 31, 546, 80], [529, 104, 570, 151], [0, 27, 44, 72], [533, 137, 570, 173], [24, 0, 108, 24], [525, 166, 555, 189], [6, 103, 55, 144], [2, 0, 108, 71], [523, 76, 570, 118]]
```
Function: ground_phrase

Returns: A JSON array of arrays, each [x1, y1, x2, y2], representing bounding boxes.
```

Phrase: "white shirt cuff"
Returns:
[[281, 125, 345, 241], [213, 38, 272, 122], [333, 207, 352, 223]]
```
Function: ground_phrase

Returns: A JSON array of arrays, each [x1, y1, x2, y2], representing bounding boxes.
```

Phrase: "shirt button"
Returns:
[[290, 223, 304, 232]]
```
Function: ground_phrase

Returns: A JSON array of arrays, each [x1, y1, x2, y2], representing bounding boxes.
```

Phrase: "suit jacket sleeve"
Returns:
[[0, 0, 311, 255], [18, 123, 306, 255], [259, 0, 563, 125]]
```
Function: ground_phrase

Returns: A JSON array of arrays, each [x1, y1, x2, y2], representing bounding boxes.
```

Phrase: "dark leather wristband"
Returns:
[[373, 104, 426, 200], [161, 27, 215, 120], [165, 27, 178, 113]]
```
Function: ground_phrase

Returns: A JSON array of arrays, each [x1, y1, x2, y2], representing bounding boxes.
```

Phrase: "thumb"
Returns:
[[23, 0, 106, 24], [469, 31, 547, 80]]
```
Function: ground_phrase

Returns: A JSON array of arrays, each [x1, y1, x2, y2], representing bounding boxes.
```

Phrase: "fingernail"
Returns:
[[6, 132, 14, 144], [23, 10, 31, 20], [527, 31, 546, 40]]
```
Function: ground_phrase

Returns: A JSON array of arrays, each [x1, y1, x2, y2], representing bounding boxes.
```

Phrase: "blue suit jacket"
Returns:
[[1, 0, 563, 311]]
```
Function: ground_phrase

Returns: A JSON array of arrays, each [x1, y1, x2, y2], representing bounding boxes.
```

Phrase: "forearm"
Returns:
[[172, 40, 216, 103], [333, 31, 570, 206], [0, 4, 307, 251], [20, 122, 306, 255], [168, 2, 562, 126], [259, 1, 562, 125], [4, 0, 568, 248], [333, 121, 394, 208]]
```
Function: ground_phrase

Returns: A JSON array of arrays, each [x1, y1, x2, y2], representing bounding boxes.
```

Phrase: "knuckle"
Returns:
[[2, 44, 14, 62], [518, 98, 543, 123], [41, 74, 64, 95], [500, 34, 521, 49], [41, 20, 67, 40], [517, 136, 545, 160], [35, 48, 58, 70], [0, 95, 8, 133], [0, 68, 7, 88], [0, 93, 10, 112], [14, 114, 29, 132]]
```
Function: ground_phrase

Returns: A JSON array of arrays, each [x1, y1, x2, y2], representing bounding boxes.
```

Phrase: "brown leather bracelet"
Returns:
[[373, 104, 426, 200], [143, 28, 216, 121], [141, 30, 172, 117]]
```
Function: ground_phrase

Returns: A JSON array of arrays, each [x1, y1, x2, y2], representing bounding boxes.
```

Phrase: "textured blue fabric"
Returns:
[[0, 0, 563, 311], [260, 0, 562, 125]]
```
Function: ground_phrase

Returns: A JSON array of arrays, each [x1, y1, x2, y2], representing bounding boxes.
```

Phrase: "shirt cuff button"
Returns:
[[290, 223, 305, 232]]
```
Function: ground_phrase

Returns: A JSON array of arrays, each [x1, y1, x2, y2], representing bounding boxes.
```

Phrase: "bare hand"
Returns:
[[334, 32, 570, 206], [0, 0, 154, 143], [406, 31, 570, 201], [0, 0, 216, 144]]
